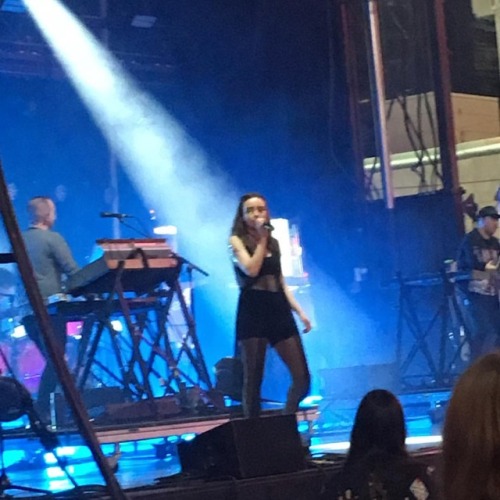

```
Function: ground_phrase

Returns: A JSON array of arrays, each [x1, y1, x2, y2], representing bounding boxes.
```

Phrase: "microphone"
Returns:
[[100, 212, 132, 219], [263, 222, 274, 231]]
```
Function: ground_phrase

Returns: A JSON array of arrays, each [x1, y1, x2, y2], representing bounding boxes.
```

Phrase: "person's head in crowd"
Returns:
[[442, 351, 500, 500], [333, 389, 436, 500], [476, 205, 499, 238], [347, 389, 407, 465]]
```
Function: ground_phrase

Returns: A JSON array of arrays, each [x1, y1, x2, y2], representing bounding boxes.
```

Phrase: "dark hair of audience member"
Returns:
[[346, 389, 407, 467], [442, 351, 500, 500]]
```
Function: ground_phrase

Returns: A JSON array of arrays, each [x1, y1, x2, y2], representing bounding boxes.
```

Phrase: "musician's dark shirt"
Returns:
[[457, 228, 500, 296]]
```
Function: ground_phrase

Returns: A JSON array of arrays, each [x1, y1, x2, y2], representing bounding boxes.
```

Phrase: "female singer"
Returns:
[[229, 192, 311, 417]]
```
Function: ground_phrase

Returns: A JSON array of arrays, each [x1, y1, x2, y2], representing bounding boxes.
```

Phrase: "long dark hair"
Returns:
[[230, 192, 278, 253], [346, 389, 407, 467], [442, 352, 500, 500]]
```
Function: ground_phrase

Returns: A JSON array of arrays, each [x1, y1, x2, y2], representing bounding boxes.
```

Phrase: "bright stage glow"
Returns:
[[110, 320, 123, 333], [11, 324, 26, 339], [25, 0, 240, 346], [24, 0, 238, 234], [43, 446, 90, 464], [153, 225, 178, 236], [406, 435, 442, 446], [310, 434, 442, 454], [310, 441, 350, 453], [0, 0, 26, 13], [45, 465, 75, 478], [23, 0, 237, 211]]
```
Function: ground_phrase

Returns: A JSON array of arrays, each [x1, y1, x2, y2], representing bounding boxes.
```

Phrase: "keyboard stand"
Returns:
[[68, 256, 215, 413], [74, 261, 156, 402]]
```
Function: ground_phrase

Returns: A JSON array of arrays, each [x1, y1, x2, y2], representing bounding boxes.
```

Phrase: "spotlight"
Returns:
[[10, 325, 26, 339], [0, 0, 26, 13]]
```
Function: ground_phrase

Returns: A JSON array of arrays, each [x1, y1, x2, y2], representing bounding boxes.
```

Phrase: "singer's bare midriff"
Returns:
[[249, 274, 281, 292]]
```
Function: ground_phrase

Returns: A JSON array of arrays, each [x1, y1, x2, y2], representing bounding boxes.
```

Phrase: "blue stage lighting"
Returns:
[[0, 0, 26, 13]]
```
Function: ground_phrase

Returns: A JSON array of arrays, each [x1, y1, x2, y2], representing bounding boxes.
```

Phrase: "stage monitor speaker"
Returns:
[[178, 414, 305, 479]]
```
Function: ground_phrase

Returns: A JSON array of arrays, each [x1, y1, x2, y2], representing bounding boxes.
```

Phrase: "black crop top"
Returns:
[[233, 239, 282, 290]]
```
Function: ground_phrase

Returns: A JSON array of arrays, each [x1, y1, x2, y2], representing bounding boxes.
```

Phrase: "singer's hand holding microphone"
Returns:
[[256, 218, 274, 232]]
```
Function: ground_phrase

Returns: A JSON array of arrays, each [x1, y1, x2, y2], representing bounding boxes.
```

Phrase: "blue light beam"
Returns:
[[24, 0, 240, 346]]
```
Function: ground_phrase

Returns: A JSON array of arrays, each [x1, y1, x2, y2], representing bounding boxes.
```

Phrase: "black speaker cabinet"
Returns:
[[178, 414, 305, 479]]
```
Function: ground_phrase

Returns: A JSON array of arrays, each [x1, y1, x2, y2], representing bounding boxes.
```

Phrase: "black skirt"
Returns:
[[236, 288, 299, 346]]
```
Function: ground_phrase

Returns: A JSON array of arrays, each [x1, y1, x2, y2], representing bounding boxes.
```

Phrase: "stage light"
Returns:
[[44, 448, 75, 465], [46, 467, 66, 479], [153, 225, 177, 236], [301, 395, 322, 406], [11, 324, 26, 339], [25, 0, 240, 351], [406, 435, 442, 446], [110, 319, 123, 333], [153, 225, 178, 252], [309, 441, 350, 453], [0, 0, 26, 13]]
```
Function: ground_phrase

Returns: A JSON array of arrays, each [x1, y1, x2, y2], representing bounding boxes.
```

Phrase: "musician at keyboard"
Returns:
[[21, 196, 80, 419], [456, 205, 500, 362]]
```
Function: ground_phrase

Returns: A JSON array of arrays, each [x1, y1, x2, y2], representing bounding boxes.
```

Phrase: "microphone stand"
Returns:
[[174, 255, 209, 279], [115, 216, 151, 239], [173, 253, 209, 329], [171, 254, 221, 408]]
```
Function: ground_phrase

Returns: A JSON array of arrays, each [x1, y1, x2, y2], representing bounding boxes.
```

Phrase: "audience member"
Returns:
[[334, 389, 436, 499], [442, 351, 500, 500]]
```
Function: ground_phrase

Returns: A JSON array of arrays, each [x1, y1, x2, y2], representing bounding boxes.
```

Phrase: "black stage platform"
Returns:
[[0, 404, 320, 498]]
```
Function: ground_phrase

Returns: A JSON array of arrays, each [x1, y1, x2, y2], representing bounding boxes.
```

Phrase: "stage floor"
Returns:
[[0, 392, 447, 498]]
